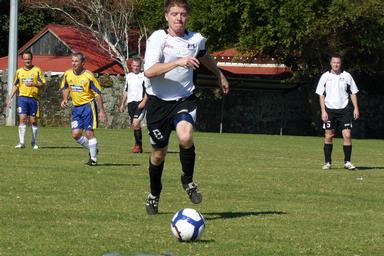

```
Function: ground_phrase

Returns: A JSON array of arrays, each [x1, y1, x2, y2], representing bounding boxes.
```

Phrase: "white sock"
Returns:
[[18, 124, 26, 144], [31, 125, 38, 145], [88, 138, 98, 161], [76, 136, 89, 149]]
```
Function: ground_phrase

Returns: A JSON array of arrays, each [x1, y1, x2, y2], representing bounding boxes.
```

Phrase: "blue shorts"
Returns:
[[17, 96, 39, 117], [71, 101, 98, 131]]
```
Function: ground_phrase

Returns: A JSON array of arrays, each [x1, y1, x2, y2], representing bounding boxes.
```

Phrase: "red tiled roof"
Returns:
[[211, 48, 291, 75], [0, 24, 141, 74], [218, 65, 291, 75], [211, 48, 240, 57], [0, 55, 72, 72]]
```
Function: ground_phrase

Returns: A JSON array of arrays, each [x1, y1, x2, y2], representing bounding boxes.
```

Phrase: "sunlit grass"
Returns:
[[1, 126, 384, 256]]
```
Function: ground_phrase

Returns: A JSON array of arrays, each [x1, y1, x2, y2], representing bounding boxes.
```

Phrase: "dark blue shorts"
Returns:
[[71, 101, 98, 131], [17, 96, 39, 117]]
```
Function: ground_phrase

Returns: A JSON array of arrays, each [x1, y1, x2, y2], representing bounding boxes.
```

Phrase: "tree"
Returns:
[[25, 0, 147, 74], [0, 0, 60, 57], [237, 0, 384, 83]]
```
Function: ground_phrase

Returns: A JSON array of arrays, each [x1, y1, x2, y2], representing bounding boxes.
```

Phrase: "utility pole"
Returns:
[[6, 0, 18, 126]]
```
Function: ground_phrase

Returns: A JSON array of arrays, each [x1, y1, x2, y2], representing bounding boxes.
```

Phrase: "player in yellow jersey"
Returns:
[[60, 52, 107, 166], [7, 51, 46, 149]]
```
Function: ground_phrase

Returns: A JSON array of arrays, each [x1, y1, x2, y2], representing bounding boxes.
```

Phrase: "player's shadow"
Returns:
[[40, 146, 83, 149], [203, 211, 287, 221], [182, 239, 215, 244], [356, 166, 384, 170], [96, 163, 141, 167]]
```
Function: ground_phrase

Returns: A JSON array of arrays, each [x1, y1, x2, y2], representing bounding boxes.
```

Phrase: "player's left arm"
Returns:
[[138, 93, 148, 109], [351, 94, 359, 120], [199, 53, 229, 95], [95, 94, 107, 125], [32, 68, 46, 87], [349, 75, 359, 120], [89, 75, 108, 125]]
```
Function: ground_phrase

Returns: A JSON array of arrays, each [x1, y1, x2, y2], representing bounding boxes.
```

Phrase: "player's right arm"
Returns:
[[315, 73, 328, 122], [143, 30, 199, 78], [60, 72, 70, 108], [144, 57, 199, 78], [119, 91, 128, 112], [119, 78, 129, 112], [7, 86, 19, 109], [7, 70, 20, 108], [319, 95, 328, 122]]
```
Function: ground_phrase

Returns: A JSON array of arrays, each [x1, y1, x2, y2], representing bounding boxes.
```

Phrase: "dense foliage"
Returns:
[[0, 0, 63, 57], [1, 0, 383, 83], [137, 0, 384, 83]]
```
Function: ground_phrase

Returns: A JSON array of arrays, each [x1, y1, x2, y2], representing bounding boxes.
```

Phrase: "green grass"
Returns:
[[1, 126, 384, 256]]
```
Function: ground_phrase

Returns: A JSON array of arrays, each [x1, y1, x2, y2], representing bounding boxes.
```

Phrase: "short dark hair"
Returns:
[[21, 50, 33, 59], [132, 57, 142, 64], [330, 54, 342, 61], [164, 0, 190, 13], [71, 52, 86, 62]]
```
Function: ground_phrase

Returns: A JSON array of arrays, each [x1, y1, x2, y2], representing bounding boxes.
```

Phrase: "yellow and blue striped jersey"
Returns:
[[13, 66, 46, 99], [60, 69, 102, 106]]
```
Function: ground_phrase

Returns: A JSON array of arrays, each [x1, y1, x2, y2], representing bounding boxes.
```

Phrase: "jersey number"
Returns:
[[152, 129, 164, 140], [71, 121, 79, 129]]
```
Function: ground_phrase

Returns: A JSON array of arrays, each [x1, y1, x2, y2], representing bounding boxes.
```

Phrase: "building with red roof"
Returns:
[[0, 24, 293, 89], [0, 24, 142, 74]]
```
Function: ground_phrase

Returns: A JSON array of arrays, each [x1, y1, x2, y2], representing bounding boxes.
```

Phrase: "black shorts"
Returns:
[[146, 94, 197, 148], [323, 105, 353, 130], [127, 101, 145, 123]]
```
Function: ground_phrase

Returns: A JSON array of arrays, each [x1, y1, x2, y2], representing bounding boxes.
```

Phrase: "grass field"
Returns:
[[1, 125, 384, 256]]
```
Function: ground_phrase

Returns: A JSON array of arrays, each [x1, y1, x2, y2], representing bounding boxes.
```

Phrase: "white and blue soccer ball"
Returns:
[[171, 208, 206, 242]]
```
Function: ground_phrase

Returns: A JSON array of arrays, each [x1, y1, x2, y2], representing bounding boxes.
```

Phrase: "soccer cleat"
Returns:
[[131, 145, 143, 153], [344, 161, 356, 170], [145, 193, 160, 215], [15, 143, 25, 149], [86, 158, 97, 166], [32, 144, 39, 150], [182, 182, 202, 204], [322, 162, 332, 170]]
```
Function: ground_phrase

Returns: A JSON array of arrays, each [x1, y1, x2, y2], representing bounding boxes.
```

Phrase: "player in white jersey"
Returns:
[[315, 54, 360, 170], [119, 58, 147, 153], [143, 0, 229, 215]]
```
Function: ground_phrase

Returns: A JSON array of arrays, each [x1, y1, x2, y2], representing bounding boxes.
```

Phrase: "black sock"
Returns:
[[343, 145, 352, 162], [149, 159, 164, 197], [179, 145, 195, 184], [324, 144, 333, 163], [134, 129, 142, 146]]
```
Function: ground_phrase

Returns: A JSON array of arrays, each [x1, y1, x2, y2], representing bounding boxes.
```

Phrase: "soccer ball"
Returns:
[[171, 208, 206, 242]]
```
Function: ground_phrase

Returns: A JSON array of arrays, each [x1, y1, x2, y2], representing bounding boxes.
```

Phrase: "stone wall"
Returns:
[[1, 74, 384, 138], [195, 86, 314, 136]]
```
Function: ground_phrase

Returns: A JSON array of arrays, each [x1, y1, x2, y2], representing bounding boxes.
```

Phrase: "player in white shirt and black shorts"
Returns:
[[119, 58, 147, 153], [143, 0, 229, 215], [315, 54, 360, 170]]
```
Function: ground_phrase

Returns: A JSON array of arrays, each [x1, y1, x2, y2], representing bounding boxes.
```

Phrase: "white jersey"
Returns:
[[124, 72, 145, 103], [315, 71, 359, 109], [144, 29, 206, 101]]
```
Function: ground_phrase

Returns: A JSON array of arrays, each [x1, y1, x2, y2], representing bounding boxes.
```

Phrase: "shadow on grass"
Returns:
[[180, 239, 215, 244], [204, 211, 287, 220], [356, 166, 384, 170], [40, 146, 83, 149], [96, 163, 141, 167]]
